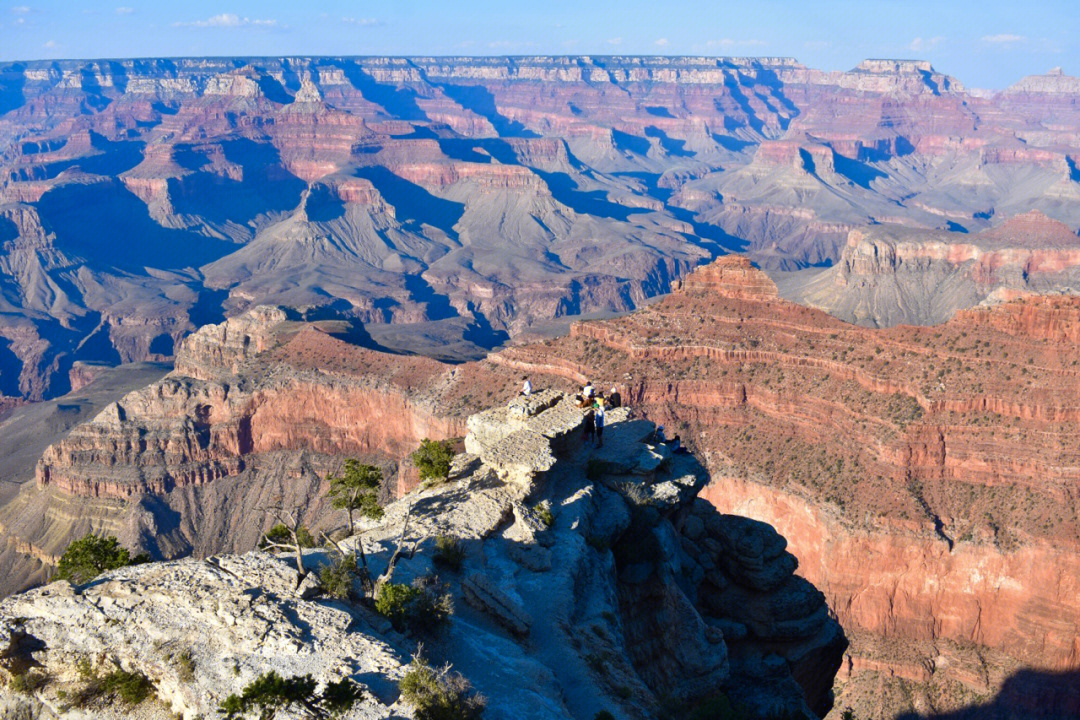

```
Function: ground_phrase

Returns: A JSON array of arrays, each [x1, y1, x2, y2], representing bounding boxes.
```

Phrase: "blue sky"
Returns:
[[1, 0, 1077, 89]]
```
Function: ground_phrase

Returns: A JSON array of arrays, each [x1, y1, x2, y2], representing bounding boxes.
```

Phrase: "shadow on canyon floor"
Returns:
[[894, 668, 1080, 720]]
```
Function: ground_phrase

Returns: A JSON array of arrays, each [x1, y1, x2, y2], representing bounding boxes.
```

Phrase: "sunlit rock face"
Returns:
[[498, 257, 1080, 718]]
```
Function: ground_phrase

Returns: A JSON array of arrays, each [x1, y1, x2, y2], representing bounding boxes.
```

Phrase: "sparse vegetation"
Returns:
[[681, 692, 745, 720], [66, 664, 156, 709], [219, 670, 364, 719], [318, 553, 359, 600], [174, 648, 196, 682], [411, 439, 456, 485], [56, 534, 149, 585], [326, 459, 384, 531], [374, 577, 452, 635], [257, 502, 318, 585], [398, 656, 486, 720], [259, 523, 316, 550], [433, 535, 465, 571], [535, 500, 555, 528], [8, 669, 48, 695], [102, 669, 155, 705]]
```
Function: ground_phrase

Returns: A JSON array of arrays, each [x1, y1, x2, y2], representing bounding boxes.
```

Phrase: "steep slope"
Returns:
[[779, 211, 1080, 326]]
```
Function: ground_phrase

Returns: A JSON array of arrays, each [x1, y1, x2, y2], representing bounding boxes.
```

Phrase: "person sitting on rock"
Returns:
[[651, 424, 666, 444], [583, 406, 596, 444], [521, 376, 532, 396], [671, 434, 684, 453], [595, 404, 606, 447], [608, 386, 621, 408], [582, 381, 595, 399]]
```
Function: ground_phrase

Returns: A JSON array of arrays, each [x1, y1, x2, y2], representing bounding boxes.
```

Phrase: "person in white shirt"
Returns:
[[582, 381, 595, 399], [521, 376, 532, 396]]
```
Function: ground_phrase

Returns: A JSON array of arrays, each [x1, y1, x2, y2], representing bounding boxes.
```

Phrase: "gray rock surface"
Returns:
[[0, 392, 846, 720]]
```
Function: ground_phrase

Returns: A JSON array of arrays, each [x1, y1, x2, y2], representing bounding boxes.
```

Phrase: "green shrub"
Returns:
[[101, 669, 154, 705], [433, 535, 465, 571], [8, 670, 47, 695], [375, 578, 452, 635], [411, 439, 456, 484], [174, 649, 196, 683], [535, 501, 555, 528], [318, 554, 358, 600], [685, 692, 745, 720], [399, 656, 485, 720], [62, 661, 154, 709], [219, 671, 364, 720], [56, 534, 149, 585], [259, 523, 315, 550]]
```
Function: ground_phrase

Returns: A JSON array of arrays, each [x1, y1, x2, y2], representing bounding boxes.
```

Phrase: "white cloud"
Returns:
[[42, 39, 55, 48], [11, 5, 30, 13], [982, 33, 1027, 45], [342, 17, 377, 26], [116, 6, 134, 14], [909, 36, 944, 52], [803, 40, 830, 50], [607, 37, 622, 45], [701, 38, 766, 50], [655, 38, 669, 47], [173, 13, 279, 29]]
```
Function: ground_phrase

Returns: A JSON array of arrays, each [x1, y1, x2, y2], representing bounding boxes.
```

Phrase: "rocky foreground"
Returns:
[[5, 256, 1080, 718], [0, 390, 844, 719]]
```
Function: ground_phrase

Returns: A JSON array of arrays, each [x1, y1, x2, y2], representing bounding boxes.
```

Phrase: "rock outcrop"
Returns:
[[0, 392, 844, 719]]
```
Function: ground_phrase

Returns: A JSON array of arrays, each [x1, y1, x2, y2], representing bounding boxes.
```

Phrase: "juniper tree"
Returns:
[[56, 534, 149, 585], [411, 439, 455, 485]]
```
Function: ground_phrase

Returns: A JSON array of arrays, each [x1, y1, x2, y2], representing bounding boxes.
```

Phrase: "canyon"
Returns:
[[4, 57, 1080, 400], [3, 53, 1080, 719], [2, 257, 1077, 716]]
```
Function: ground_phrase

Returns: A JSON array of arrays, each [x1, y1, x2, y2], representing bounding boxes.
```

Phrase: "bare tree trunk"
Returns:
[[373, 501, 414, 598], [291, 529, 305, 580]]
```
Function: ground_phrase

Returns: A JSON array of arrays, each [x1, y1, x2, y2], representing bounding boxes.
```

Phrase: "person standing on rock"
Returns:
[[521, 376, 532, 396], [583, 406, 596, 444], [582, 381, 595, 399], [594, 403, 605, 448]]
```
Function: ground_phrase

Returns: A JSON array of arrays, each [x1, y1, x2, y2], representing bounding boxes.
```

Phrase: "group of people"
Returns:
[[518, 376, 622, 449], [576, 380, 620, 448]]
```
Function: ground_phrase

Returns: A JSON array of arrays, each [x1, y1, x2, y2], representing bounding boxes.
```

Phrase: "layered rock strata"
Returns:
[[6, 57, 1080, 398], [497, 255, 1080, 718]]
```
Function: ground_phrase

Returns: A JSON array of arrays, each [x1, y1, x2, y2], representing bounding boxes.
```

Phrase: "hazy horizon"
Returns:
[[1, 0, 1077, 90]]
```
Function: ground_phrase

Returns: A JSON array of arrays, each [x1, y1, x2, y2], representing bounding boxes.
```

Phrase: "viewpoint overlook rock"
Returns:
[[0, 389, 845, 719], [1, 257, 1079, 717], [4, 56, 1080, 401]]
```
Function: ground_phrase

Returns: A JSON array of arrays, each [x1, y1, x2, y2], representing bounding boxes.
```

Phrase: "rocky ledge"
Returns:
[[0, 392, 844, 719]]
